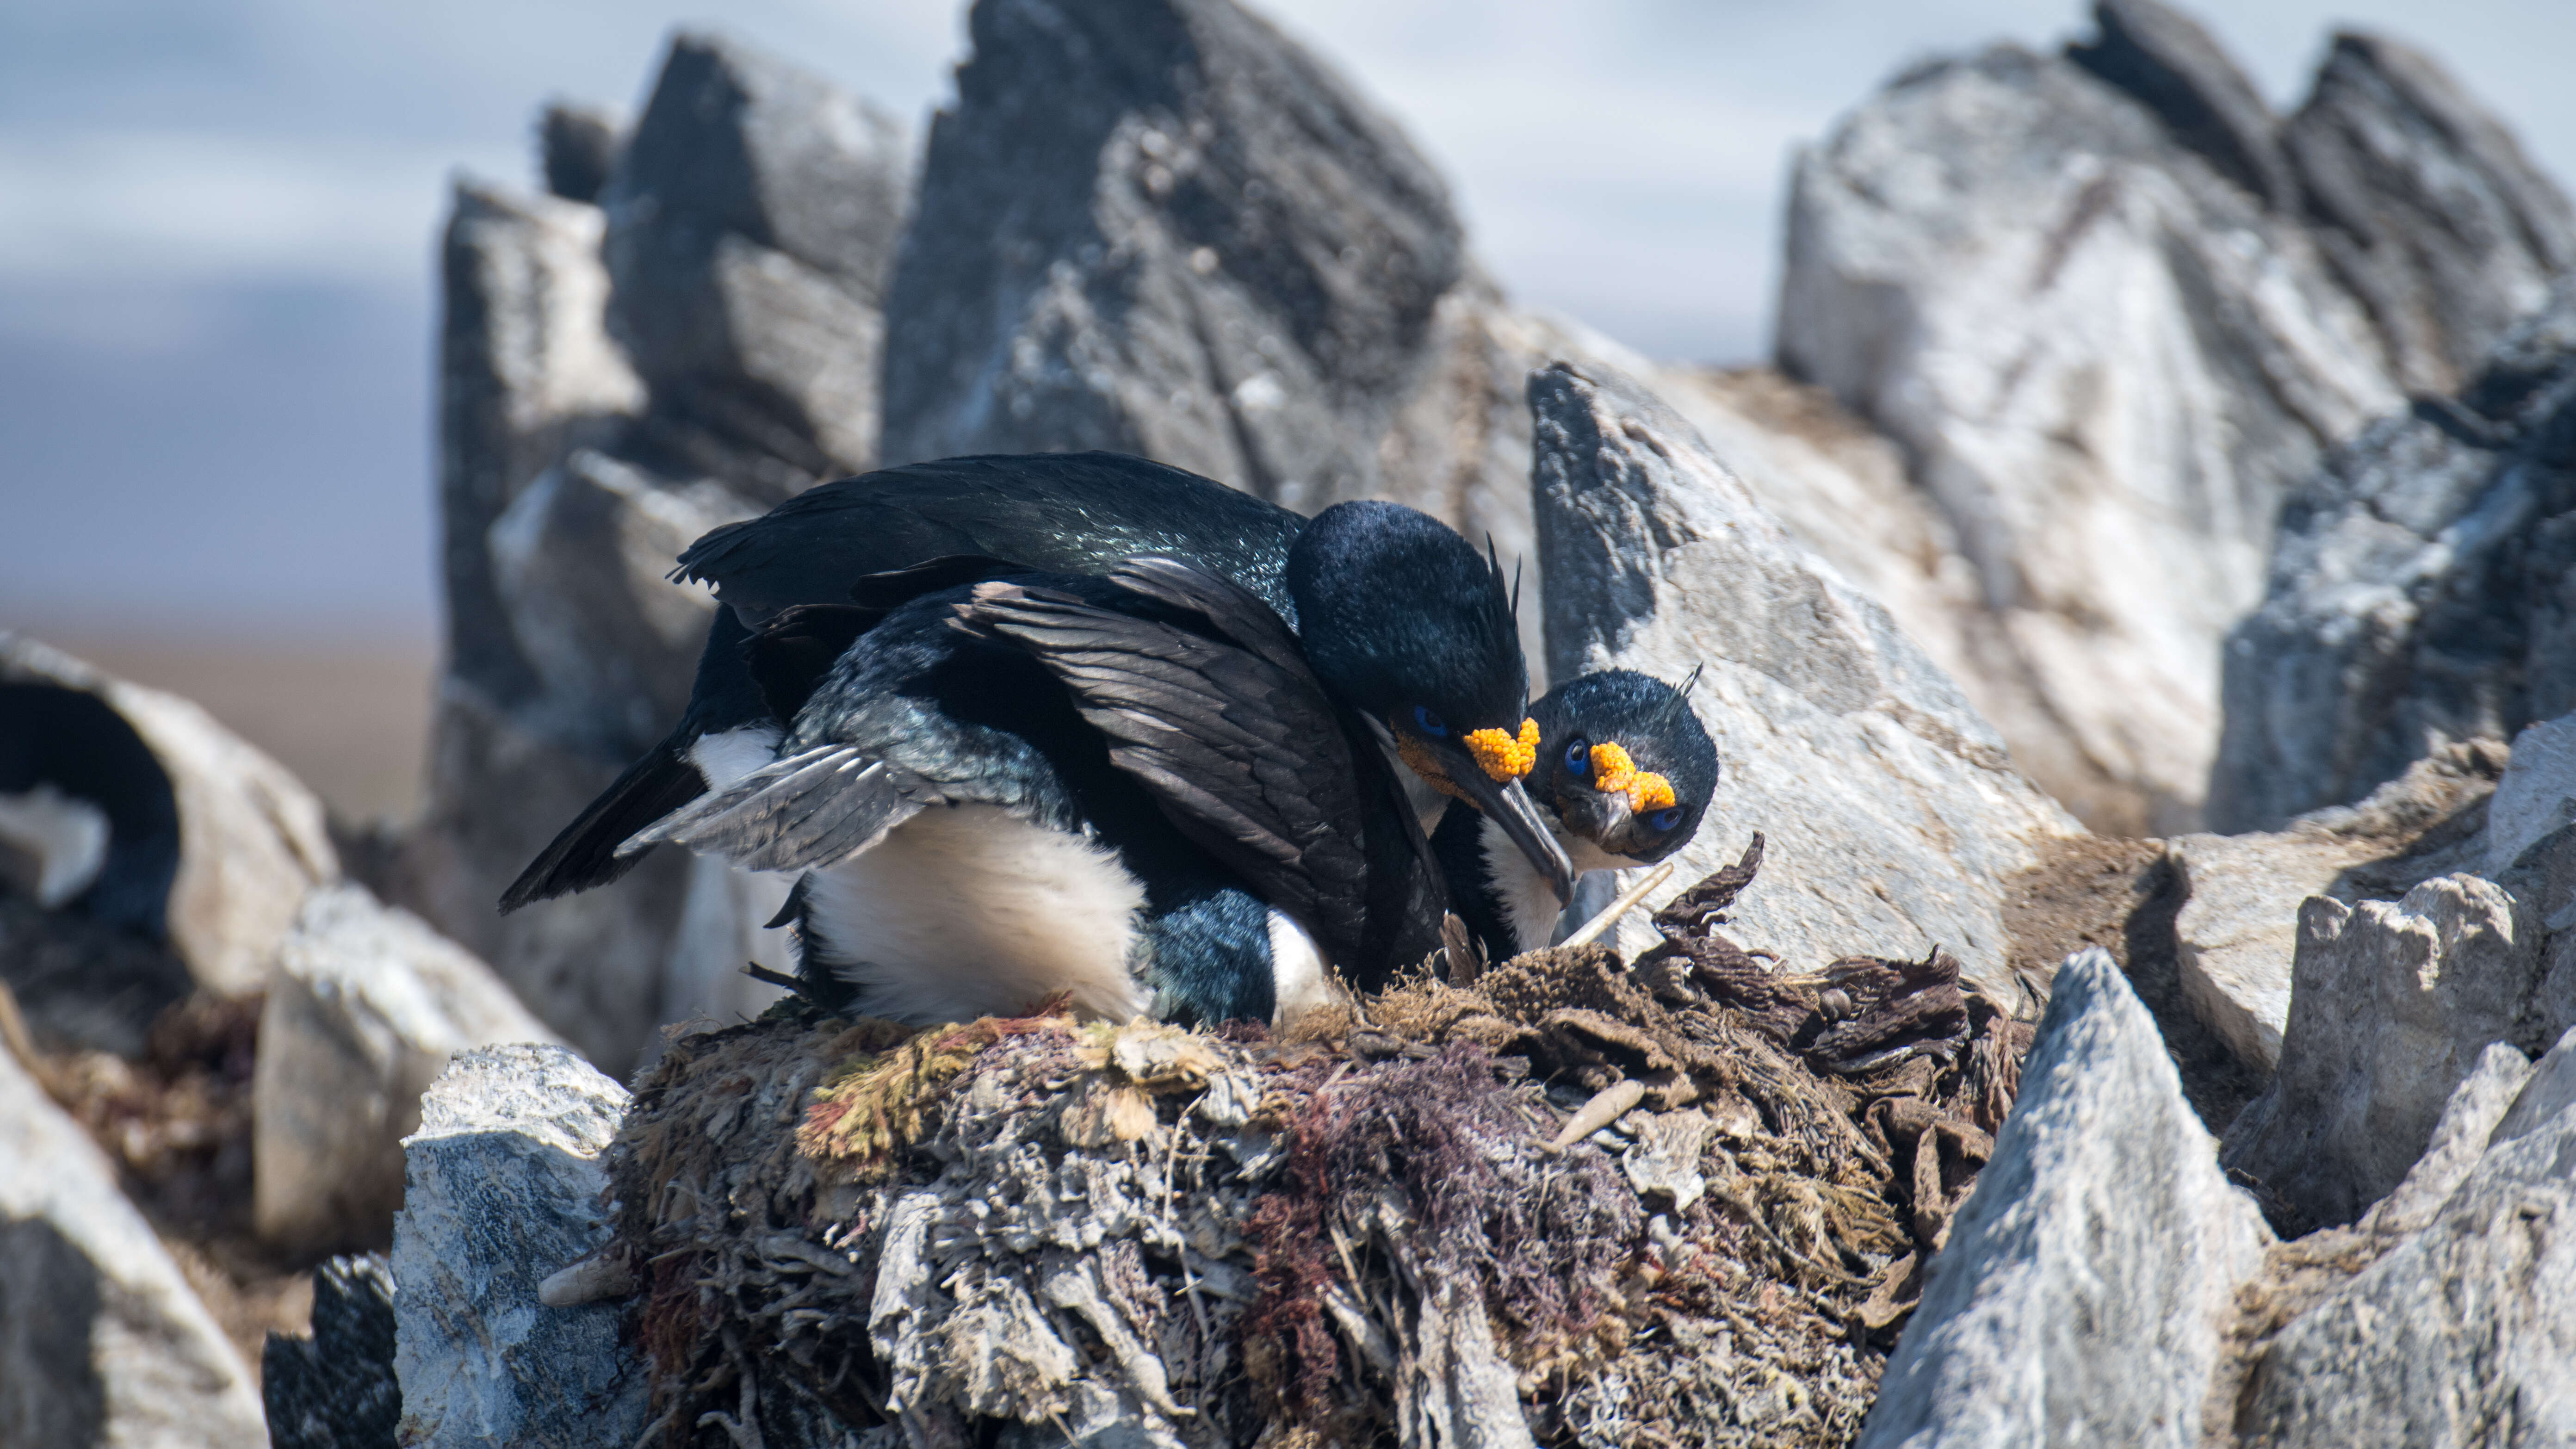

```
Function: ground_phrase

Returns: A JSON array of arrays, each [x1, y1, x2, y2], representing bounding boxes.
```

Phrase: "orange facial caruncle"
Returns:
[[1586, 741, 1676, 813], [1462, 718, 1540, 782]]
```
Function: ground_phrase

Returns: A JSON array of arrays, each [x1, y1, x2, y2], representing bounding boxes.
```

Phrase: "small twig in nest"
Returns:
[[1547, 1078, 1647, 1151], [1560, 861, 1676, 949]]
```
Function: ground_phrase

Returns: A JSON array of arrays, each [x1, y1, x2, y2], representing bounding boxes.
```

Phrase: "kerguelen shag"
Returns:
[[620, 555, 1444, 1027], [505, 452, 1575, 912], [1435, 668, 1719, 963], [505, 452, 1572, 1023], [500, 451, 1720, 1016]]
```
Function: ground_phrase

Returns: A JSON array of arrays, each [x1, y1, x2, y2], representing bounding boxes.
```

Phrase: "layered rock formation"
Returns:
[[1778, 0, 2571, 835], [881, 0, 1654, 680], [391, 1045, 643, 1449], [400, 31, 900, 1071], [1531, 361, 2080, 988], [0, 1030, 269, 1449], [2213, 285, 2576, 830]]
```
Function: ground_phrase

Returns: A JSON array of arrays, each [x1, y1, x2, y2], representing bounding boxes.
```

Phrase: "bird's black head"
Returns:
[[1527, 668, 1718, 869], [1285, 500, 1571, 900], [1286, 500, 1524, 731]]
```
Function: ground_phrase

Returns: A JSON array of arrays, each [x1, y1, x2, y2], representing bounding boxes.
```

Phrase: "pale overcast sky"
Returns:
[[3, 0, 2570, 634]]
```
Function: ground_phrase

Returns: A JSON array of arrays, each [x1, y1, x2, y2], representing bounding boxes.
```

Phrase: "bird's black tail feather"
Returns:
[[497, 738, 707, 911]]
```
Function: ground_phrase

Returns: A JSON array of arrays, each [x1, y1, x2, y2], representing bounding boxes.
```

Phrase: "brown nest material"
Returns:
[[597, 836, 2034, 1448]]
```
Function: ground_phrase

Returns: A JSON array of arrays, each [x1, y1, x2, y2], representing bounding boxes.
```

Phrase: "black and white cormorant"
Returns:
[[503, 453, 1575, 920], [616, 541, 1469, 1026], [1434, 669, 1720, 963]]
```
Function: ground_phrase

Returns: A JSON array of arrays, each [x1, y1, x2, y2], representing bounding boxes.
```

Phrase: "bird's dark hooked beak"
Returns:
[[1381, 718, 1577, 904], [1456, 764, 1577, 906], [1551, 779, 1642, 860]]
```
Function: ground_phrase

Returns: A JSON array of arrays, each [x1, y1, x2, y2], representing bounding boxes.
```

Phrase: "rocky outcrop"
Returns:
[[401, 28, 897, 1071], [2220, 828, 2576, 1232], [1, 635, 337, 1009], [2488, 714, 2576, 873], [1778, 0, 2571, 836], [881, 0, 1615, 678], [1530, 361, 2079, 989], [2283, 32, 2576, 395], [2212, 285, 2576, 830], [254, 885, 559, 1255], [391, 1045, 646, 1449], [2168, 743, 2501, 1074], [262, 1255, 402, 1449], [1858, 950, 2272, 1448], [601, 31, 911, 491], [2227, 1028, 2576, 1445], [0, 1028, 268, 1449], [883, 0, 1462, 506], [433, 182, 645, 718], [1778, 29, 2398, 836]]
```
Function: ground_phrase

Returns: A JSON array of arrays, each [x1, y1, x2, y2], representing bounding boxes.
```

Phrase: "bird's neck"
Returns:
[[1430, 802, 1562, 962]]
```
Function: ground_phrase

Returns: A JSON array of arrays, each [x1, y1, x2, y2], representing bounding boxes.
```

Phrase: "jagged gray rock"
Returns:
[[1779, 1, 2575, 837], [2169, 745, 2500, 1074], [1778, 32, 2399, 836], [0, 634, 337, 1004], [433, 180, 645, 717], [484, 448, 758, 753], [539, 103, 622, 206], [2068, 0, 2296, 208], [404, 33, 898, 1069], [1529, 360, 2078, 987], [2363, 1039, 2538, 1236], [253, 885, 557, 1255], [2221, 870, 2557, 1232], [880, 0, 1598, 676], [2212, 286, 2576, 830], [1858, 949, 2272, 1448], [2232, 1037, 2576, 1445], [2284, 31, 2576, 395], [0, 1030, 268, 1449], [392, 1044, 647, 1449], [2487, 713, 2576, 874], [262, 1255, 402, 1449], [602, 31, 910, 488], [883, 0, 1462, 505]]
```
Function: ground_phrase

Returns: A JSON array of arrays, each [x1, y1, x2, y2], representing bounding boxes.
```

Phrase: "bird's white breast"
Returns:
[[799, 802, 1152, 1025], [1480, 811, 1573, 956], [1265, 908, 1338, 1028]]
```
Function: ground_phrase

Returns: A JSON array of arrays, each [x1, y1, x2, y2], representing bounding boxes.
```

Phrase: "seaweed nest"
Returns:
[[598, 837, 2034, 1448]]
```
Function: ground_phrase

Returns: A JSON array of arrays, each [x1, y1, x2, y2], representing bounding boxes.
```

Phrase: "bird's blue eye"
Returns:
[[1412, 706, 1447, 737], [1564, 736, 1590, 774], [1649, 807, 1685, 832]]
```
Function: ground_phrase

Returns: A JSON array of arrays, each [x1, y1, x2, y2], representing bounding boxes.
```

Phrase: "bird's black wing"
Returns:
[[743, 556, 1028, 723], [675, 452, 1305, 622], [500, 606, 776, 911], [1103, 558, 1449, 985], [952, 568, 1374, 971], [510, 451, 1304, 911], [617, 744, 947, 875]]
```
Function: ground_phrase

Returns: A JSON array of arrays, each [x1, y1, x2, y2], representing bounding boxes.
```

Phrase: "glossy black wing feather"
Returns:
[[619, 744, 945, 875], [743, 605, 878, 724], [674, 452, 1306, 624], [956, 578, 1371, 967], [845, 554, 1027, 609], [498, 739, 706, 910], [1101, 557, 1310, 675]]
